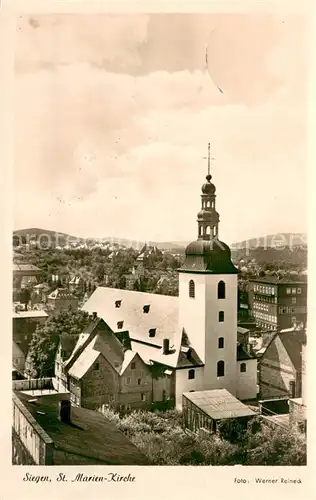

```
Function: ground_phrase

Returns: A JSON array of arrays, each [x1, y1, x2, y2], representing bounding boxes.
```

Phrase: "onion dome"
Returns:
[[180, 238, 238, 274], [201, 174, 216, 194]]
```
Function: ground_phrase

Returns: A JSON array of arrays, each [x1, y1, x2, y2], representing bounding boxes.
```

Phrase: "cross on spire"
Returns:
[[202, 143, 215, 179]]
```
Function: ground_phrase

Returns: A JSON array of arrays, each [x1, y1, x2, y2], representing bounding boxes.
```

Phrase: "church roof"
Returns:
[[82, 287, 183, 368], [180, 239, 238, 274]]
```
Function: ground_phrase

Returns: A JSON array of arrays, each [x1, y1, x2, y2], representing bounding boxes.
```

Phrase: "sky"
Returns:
[[13, 12, 307, 244]]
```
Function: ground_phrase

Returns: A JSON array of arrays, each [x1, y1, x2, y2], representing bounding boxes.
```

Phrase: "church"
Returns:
[[62, 147, 258, 409]]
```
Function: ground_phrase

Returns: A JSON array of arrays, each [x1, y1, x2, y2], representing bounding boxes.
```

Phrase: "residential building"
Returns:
[[56, 316, 154, 411], [258, 326, 306, 400], [13, 264, 42, 292], [248, 277, 307, 331], [47, 288, 79, 312], [12, 378, 149, 465]]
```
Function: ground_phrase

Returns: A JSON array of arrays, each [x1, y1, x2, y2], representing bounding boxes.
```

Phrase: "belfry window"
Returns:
[[189, 280, 195, 298], [217, 360, 225, 377], [218, 281, 226, 299], [206, 226, 211, 235], [240, 363, 246, 373]]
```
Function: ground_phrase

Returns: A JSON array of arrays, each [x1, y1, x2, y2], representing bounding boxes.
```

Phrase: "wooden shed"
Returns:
[[183, 389, 256, 434]]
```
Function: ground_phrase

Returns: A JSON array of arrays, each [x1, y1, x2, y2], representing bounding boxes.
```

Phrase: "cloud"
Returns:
[[16, 14, 150, 73], [14, 13, 307, 242]]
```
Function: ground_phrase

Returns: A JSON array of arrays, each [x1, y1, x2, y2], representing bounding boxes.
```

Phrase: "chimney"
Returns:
[[163, 338, 170, 355], [92, 311, 97, 319], [59, 399, 71, 423]]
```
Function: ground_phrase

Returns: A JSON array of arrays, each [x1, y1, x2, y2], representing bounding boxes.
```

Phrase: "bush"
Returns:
[[97, 408, 307, 466]]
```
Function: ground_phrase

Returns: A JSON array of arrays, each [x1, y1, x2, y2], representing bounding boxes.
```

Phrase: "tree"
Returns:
[[27, 309, 90, 378], [97, 409, 306, 466]]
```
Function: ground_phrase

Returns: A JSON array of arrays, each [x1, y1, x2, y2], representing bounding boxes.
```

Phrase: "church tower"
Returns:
[[178, 144, 238, 396]]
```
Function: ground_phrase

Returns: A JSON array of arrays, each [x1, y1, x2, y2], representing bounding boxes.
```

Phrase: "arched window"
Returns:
[[189, 280, 195, 298], [206, 226, 211, 235], [218, 337, 224, 349], [240, 363, 246, 373], [188, 369, 195, 380], [218, 280, 226, 299], [217, 360, 225, 377], [218, 311, 224, 322]]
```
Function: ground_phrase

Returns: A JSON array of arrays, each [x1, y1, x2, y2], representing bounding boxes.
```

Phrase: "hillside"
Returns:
[[232, 233, 307, 250], [13, 228, 307, 257]]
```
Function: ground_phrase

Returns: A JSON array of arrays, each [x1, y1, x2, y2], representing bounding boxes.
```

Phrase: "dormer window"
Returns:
[[143, 305, 150, 313], [149, 328, 156, 338], [117, 321, 124, 329], [115, 300, 122, 308]]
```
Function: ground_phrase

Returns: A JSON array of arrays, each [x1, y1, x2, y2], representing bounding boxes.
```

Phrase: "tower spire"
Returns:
[[197, 144, 219, 240], [203, 143, 215, 182]]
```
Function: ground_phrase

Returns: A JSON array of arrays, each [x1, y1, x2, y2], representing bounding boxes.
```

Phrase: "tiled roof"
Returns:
[[82, 287, 183, 368], [14, 390, 149, 465], [183, 389, 256, 420]]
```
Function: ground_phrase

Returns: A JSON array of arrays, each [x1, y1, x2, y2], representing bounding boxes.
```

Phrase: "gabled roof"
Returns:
[[69, 276, 81, 285], [260, 327, 306, 372], [119, 350, 137, 375], [48, 288, 75, 300], [67, 320, 127, 379], [278, 328, 306, 371], [82, 287, 183, 368]]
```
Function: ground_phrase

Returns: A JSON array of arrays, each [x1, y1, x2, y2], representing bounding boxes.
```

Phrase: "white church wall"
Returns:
[[178, 273, 206, 362], [236, 359, 258, 400], [204, 274, 238, 396], [175, 367, 204, 409]]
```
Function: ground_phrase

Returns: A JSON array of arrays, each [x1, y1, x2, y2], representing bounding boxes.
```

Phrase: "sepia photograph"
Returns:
[[11, 7, 308, 472]]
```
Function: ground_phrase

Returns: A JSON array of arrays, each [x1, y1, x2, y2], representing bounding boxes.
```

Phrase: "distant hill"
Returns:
[[13, 228, 188, 251], [231, 233, 307, 251], [13, 228, 307, 256], [13, 228, 81, 248]]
